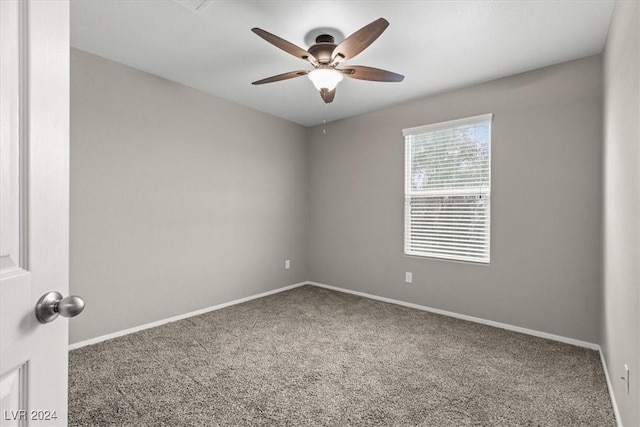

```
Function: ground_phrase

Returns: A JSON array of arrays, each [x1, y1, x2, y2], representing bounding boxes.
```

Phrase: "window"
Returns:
[[403, 114, 492, 263]]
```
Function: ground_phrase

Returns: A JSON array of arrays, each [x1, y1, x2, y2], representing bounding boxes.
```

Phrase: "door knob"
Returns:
[[35, 291, 85, 324]]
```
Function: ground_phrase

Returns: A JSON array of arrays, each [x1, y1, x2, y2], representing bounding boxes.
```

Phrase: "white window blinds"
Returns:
[[403, 114, 492, 263]]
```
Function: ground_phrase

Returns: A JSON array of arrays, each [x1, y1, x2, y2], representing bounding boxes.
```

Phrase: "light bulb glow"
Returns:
[[308, 68, 343, 91]]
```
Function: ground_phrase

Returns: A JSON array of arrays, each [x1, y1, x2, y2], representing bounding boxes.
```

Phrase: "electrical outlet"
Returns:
[[405, 272, 412, 283], [285, 259, 290, 270]]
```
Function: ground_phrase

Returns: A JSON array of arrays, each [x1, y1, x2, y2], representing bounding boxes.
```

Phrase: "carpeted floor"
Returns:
[[69, 285, 615, 426]]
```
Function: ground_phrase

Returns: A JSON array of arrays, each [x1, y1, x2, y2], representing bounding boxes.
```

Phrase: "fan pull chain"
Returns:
[[323, 102, 327, 134]]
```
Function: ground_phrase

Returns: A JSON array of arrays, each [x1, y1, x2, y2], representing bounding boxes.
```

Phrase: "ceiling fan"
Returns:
[[251, 18, 404, 103]]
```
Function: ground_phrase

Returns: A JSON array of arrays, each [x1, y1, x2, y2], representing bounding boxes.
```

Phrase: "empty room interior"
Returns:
[[1, 0, 638, 426]]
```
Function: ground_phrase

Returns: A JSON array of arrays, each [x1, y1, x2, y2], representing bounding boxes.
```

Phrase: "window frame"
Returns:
[[403, 113, 493, 264]]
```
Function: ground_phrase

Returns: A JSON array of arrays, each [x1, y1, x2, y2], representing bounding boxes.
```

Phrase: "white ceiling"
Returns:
[[70, 0, 614, 127]]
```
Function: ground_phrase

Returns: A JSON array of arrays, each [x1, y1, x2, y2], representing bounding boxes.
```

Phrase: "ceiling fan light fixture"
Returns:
[[308, 68, 343, 91]]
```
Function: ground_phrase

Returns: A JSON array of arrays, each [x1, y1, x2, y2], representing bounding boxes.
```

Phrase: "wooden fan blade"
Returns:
[[252, 28, 317, 64], [331, 18, 389, 63], [320, 88, 335, 103], [252, 70, 309, 85], [341, 66, 404, 82]]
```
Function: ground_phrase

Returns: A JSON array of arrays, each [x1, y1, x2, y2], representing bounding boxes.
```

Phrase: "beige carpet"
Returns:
[[69, 285, 615, 426]]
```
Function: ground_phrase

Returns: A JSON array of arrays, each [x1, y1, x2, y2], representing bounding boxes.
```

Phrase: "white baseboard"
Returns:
[[307, 281, 600, 350], [72, 279, 601, 352], [599, 348, 624, 427], [68, 281, 308, 350]]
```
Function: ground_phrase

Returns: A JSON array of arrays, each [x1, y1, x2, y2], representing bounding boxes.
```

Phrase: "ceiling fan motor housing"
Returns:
[[308, 35, 337, 65]]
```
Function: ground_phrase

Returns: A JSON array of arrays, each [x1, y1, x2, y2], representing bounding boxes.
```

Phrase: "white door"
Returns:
[[1, 0, 71, 425]]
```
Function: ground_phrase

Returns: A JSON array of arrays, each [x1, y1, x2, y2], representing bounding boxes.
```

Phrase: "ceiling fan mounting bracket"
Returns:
[[315, 34, 335, 44], [304, 27, 344, 48]]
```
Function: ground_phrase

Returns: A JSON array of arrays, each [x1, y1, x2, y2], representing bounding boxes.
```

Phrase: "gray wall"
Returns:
[[308, 56, 603, 344], [70, 49, 308, 344], [602, 1, 640, 425]]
